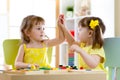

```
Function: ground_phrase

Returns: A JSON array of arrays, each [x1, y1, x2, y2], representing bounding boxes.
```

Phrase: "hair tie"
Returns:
[[89, 19, 99, 30]]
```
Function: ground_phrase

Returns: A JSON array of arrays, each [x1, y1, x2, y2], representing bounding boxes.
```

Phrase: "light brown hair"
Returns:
[[78, 17, 106, 49], [20, 15, 45, 44]]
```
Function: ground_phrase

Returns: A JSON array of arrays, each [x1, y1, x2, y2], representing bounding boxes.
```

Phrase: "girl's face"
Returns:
[[28, 23, 45, 42], [77, 26, 92, 43]]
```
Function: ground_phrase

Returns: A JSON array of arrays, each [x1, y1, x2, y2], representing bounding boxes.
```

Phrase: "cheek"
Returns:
[[78, 32, 88, 40], [78, 32, 84, 39]]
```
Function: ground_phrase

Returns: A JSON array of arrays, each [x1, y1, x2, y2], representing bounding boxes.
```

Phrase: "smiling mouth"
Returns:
[[40, 35, 49, 40], [39, 35, 44, 41]]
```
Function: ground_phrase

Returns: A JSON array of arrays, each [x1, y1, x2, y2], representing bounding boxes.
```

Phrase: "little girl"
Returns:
[[59, 15, 106, 70], [15, 15, 65, 69]]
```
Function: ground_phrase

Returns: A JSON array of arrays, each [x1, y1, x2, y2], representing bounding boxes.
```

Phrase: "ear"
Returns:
[[24, 30, 30, 37], [88, 30, 93, 37]]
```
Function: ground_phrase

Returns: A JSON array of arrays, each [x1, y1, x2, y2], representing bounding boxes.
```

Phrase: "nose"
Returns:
[[40, 30, 45, 35], [41, 29, 44, 32]]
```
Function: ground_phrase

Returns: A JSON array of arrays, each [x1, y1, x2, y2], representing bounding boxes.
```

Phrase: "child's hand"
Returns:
[[34, 64, 39, 68], [59, 14, 64, 24], [34, 64, 40, 69], [57, 14, 65, 27], [70, 44, 80, 53]]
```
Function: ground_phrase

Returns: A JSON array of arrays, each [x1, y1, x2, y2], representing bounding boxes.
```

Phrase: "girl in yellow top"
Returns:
[[15, 15, 65, 69], [59, 15, 106, 70]]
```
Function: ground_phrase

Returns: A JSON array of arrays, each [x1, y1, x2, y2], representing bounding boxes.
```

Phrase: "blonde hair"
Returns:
[[20, 15, 45, 44]]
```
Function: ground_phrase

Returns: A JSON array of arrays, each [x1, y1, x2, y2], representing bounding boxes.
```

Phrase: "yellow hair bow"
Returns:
[[89, 20, 99, 30]]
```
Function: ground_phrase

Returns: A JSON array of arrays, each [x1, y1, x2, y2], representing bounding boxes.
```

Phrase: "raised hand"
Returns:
[[58, 14, 65, 27]]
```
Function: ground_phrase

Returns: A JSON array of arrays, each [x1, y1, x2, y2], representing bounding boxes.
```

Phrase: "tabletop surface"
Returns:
[[0, 69, 106, 80]]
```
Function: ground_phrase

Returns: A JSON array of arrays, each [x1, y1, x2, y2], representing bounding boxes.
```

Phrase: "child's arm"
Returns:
[[45, 16, 65, 47], [58, 14, 75, 46], [15, 45, 37, 69], [70, 44, 102, 68]]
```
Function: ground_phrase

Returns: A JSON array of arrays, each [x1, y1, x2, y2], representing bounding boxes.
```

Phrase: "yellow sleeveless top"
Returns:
[[23, 44, 51, 68]]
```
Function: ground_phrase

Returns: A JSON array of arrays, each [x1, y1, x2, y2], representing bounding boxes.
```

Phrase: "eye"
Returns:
[[42, 27, 45, 30], [37, 28, 41, 30]]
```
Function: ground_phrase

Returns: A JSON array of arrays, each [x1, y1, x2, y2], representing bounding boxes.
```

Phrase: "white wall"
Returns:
[[0, 15, 8, 57], [91, 0, 114, 38], [0, 0, 8, 58]]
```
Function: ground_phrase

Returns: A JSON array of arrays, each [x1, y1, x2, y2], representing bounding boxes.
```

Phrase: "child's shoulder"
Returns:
[[20, 43, 26, 46], [19, 43, 28, 49], [18, 44, 25, 50]]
